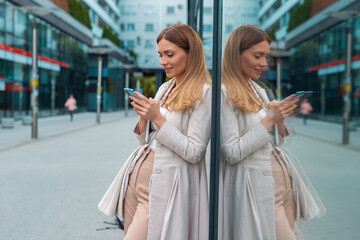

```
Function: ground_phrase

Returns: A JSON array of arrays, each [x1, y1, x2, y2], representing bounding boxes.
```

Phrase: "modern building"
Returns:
[[202, 0, 259, 68], [258, 0, 360, 123], [0, 0, 134, 121], [119, 0, 187, 70]]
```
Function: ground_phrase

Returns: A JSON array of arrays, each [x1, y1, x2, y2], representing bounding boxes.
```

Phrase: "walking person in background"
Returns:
[[98, 24, 211, 240], [301, 98, 313, 125], [219, 25, 325, 240], [64, 94, 77, 121]]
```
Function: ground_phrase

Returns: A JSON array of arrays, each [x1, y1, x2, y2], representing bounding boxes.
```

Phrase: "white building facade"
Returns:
[[202, 0, 259, 68], [119, 0, 187, 70]]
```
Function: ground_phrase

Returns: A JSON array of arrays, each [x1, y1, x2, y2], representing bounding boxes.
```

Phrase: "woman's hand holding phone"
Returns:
[[129, 91, 166, 129], [262, 94, 299, 130]]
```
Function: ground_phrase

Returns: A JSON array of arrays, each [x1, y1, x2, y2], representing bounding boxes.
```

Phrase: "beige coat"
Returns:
[[219, 82, 321, 240], [99, 79, 211, 240]]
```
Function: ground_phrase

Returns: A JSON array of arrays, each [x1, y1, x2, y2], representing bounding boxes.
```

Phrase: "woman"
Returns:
[[219, 25, 325, 240], [99, 24, 211, 240], [64, 94, 76, 121]]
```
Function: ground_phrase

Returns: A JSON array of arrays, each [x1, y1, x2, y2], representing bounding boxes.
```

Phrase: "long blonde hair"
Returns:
[[157, 24, 211, 112], [222, 25, 271, 113]]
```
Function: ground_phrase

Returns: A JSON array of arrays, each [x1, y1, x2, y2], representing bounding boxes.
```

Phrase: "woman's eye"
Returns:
[[168, 54, 174, 57], [255, 55, 261, 59]]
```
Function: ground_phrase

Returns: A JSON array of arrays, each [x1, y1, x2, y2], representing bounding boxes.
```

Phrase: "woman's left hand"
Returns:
[[130, 92, 166, 128]]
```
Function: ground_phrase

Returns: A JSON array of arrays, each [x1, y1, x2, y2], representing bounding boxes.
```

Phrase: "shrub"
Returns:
[[68, 0, 91, 29]]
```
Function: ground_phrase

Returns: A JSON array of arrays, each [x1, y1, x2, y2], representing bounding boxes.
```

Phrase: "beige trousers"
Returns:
[[271, 150, 296, 240], [123, 147, 154, 240]]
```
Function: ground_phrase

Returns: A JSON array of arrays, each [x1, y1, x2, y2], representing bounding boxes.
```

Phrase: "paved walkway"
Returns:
[[289, 117, 360, 152], [0, 111, 138, 240], [0, 113, 359, 239], [0, 111, 137, 153]]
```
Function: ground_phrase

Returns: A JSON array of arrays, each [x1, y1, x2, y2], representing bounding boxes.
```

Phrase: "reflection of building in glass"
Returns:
[[0, 0, 134, 120], [119, 0, 187, 70], [259, 0, 360, 122], [202, 0, 259, 68]]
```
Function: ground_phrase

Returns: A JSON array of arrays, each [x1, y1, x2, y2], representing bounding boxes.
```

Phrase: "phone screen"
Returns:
[[124, 88, 141, 100], [289, 91, 313, 102]]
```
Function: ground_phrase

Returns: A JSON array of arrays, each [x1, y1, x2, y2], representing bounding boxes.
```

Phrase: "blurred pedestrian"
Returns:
[[64, 94, 77, 121], [301, 98, 313, 125], [220, 25, 325, 240], [98, 24, 211, 240]]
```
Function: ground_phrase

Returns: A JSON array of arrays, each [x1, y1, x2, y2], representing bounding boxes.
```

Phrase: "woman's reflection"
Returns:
[[219, 25, 325, 240]]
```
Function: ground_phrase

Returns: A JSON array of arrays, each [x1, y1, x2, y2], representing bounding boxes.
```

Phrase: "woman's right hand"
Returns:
[[261, 94, 299, 130]]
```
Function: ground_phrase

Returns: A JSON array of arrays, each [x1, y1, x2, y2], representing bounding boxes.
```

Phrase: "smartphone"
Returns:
[[289, 91, 313, 102], [124, 88, 142, 100]]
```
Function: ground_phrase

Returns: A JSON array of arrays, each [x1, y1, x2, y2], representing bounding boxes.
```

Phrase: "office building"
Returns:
[[258, 0, 360, 122], [0, 0, 133, 120]]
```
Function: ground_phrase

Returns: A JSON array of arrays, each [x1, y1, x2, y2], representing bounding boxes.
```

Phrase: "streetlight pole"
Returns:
[[342, 18, 354, 144], [124, 71, 129, 117], [31, 21, 39, 139], [96, 55, 103, 123], [276, 57, 282, 101]]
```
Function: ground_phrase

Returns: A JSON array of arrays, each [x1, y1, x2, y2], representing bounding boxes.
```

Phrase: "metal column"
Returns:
[[343, 18, 354, 144], [96, 55, 103, 123], [31, 22, 39, 139], [209, 0, 222, 239], [276, 57, 282, 100], [124, 71, 129, 116], [199, 0, 204, 40]]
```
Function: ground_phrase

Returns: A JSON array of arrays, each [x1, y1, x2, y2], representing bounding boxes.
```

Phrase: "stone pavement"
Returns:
[[288, 117, 360, 240], [289, 117, 360, 152], [0, 113, 359, 239], [0, 111, 138, 240], [0, 111, 137, 152]]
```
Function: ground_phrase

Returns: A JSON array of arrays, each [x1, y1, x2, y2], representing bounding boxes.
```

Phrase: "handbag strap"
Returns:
[[145, 80, 176, 145]]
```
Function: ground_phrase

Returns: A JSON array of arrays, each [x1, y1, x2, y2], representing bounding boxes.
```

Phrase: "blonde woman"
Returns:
[[99, 24, 211, 240], [219, 25, 325, 239]]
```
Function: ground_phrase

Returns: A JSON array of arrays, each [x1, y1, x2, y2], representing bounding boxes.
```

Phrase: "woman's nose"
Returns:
[[160, 56, 167, 66], [261, 57, 267, 67]]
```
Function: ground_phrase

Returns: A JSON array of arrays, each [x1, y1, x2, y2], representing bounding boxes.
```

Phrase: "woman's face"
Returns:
[[158, 39, 188, 82], [240, 40, 270, 80]]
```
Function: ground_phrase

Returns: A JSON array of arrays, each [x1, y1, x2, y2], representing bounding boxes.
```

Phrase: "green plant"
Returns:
[[68, 0, 91, 29], [102, 26, 121, 47], [126, 49, 137, 62], [288, 0, 313, 32], [130, 76, 156, 98], [266, 28, 276, 41]]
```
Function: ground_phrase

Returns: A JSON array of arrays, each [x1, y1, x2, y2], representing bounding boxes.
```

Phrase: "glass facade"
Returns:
[[289, 18, 360, 122], [0, 1, 91, 119], [0, 1, 129, 120], [87, 54, 125, 112]]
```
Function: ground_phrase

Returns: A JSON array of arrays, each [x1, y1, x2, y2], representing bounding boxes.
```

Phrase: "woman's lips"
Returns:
[[164, 67, 173, 73]]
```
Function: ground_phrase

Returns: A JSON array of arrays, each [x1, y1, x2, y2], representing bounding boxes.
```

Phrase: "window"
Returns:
[[204, 7, 212, 14], [137, 36, 141, 45], [225, 24, 233, 33], [144, 55, 153, 64], [144, 6, 155, 15], [120, 23, 125, 31], [127, 23, 135, 31], [203, 24, 212, 32], [145, 40, 154, 49], [167, 6, 175, 14], [145, 23, 154, 32], [166, 23, 174, 28], [126, 39, 135, 49], [120, 5, 136, 15]]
